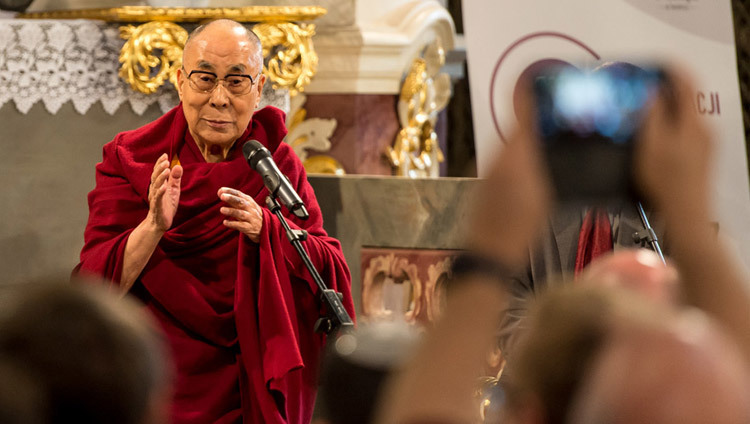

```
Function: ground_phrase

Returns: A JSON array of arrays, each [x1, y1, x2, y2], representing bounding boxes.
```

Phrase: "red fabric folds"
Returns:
[[574, 208, 613, 276], [75, 105, 355, 424]]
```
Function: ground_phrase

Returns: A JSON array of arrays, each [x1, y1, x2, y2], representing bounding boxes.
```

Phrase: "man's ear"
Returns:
[[176, 67, 185, 101], [254, 73, 266, 109]]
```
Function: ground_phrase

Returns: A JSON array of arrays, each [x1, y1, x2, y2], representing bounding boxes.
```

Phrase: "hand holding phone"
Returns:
[[532, 62, 666, 204]]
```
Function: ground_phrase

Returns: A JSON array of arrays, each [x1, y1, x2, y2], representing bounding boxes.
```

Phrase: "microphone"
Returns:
[[243, 140, 309, 220]]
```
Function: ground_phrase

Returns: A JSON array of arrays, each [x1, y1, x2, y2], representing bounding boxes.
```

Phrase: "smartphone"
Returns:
[[532, 62, 665, 204]]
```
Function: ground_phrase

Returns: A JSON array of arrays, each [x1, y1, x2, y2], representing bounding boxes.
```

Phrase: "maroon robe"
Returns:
[[75, 105, 355, 424]]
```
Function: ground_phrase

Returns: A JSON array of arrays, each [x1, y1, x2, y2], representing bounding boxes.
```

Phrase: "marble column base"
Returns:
[[307, 175, 478, 315], [303, 93, 399, 175]]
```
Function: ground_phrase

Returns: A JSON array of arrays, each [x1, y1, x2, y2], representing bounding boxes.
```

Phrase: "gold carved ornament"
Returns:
[[119, 21, 187, 94], [253, 22, 318, 97], [250, 22, 341, 175], [285, 94, 344, 175], [387, 40, 451, 178]]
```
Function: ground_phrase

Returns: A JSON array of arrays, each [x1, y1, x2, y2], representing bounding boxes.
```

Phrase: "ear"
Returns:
[[254, 73, 266, 109], [176, 67, 185, 101], [488, 346, 503, 369]]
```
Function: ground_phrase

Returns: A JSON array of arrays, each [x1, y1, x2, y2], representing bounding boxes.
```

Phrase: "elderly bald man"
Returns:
[[75, 19, 355, 424]]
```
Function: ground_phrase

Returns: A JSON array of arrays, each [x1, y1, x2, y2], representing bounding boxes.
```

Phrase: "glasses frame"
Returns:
[[183, 68, 261, 96]]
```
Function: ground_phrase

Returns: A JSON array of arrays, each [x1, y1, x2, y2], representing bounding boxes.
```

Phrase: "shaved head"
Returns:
[[580, 249, 680, 306]]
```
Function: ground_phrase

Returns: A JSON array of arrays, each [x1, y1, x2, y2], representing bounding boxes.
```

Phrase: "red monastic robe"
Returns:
[[75, 105, 354, 424]]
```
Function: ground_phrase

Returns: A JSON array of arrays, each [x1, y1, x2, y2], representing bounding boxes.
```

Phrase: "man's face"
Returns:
[[176, 25, 265, 151]]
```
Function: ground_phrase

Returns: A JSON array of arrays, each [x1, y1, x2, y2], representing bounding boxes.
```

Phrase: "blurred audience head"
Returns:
[[0, 353, 44, 424], [0, 281, 170, 424], [569, 310, 750, 424], [502, 285, 640, 424], [317, 321, 420, 424], [580, 248, 679, 306], [502, 284, 750, 424]]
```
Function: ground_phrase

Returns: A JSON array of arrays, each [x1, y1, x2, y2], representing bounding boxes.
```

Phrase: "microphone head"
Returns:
[[293, 205, 309, 220], [243, 140, 272, 170]]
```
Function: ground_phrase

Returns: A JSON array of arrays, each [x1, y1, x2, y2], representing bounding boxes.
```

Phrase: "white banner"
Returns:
[[463, 0, 750, 267]]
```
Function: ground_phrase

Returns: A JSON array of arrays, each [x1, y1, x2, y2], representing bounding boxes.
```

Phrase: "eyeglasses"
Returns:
[[184, 68, 260, 96]]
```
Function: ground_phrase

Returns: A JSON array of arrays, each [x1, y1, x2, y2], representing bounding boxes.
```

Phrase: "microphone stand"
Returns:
[[632, 201, 666, 264], [265, 196, 354, 334]]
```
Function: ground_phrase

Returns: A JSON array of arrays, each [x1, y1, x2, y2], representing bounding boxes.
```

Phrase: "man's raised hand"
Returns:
[[148, 153, 183, 233]]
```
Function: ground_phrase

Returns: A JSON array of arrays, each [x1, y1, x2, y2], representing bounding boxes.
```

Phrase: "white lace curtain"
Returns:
[[0, 19, 288, 115]]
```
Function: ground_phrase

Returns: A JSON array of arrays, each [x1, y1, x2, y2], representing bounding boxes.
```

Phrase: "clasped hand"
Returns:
[[147, 154, 263, 242]]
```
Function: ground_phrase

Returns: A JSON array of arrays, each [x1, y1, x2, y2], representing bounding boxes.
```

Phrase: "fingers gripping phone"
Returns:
[[532, 62, 666, 204]]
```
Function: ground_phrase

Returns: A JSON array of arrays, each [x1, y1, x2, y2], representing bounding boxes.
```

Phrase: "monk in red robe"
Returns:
[[75, 19, 354, 424]]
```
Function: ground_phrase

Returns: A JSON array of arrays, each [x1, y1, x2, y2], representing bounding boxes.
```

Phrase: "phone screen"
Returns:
[[532, 63, 664, 204], [534, 64, 663, 144]]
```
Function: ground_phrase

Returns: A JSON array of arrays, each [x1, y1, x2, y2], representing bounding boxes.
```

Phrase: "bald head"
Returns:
[[570, 311, 750, 424], [503, 285, 750, 424], [580, 249, 679, 306], [184, 19, 263, 67]]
